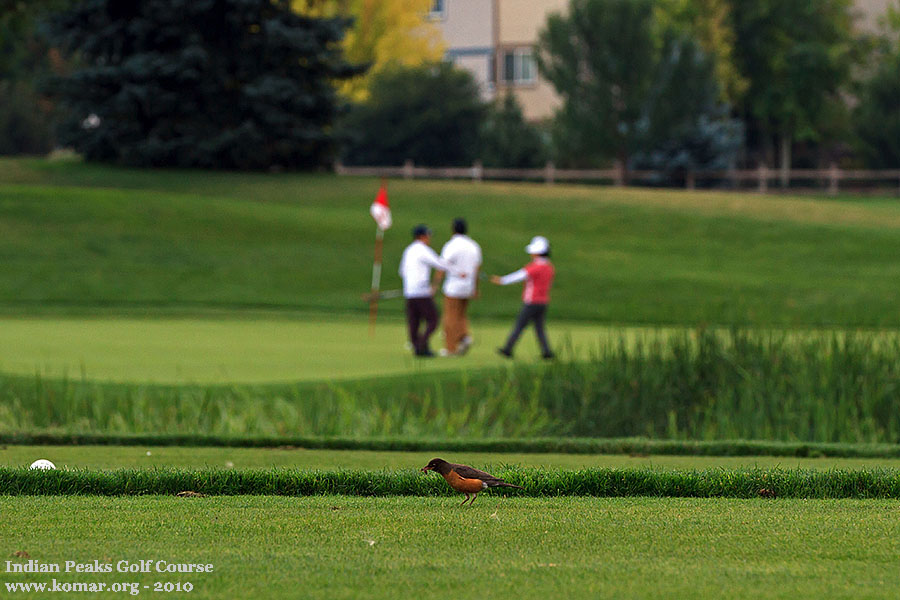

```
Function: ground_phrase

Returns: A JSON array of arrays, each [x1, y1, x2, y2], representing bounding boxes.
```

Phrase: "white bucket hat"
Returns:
[[525, 235, 549, 255]]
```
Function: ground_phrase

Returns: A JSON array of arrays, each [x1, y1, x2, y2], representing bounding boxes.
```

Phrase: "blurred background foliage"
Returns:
[[0, 0, 898, 170]]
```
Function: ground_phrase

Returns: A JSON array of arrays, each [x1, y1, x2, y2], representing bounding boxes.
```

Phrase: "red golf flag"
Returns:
[[370, 183, 392, 230]]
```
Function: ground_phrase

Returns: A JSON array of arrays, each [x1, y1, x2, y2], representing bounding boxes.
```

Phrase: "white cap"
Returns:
[[525, 236, 549, 255]]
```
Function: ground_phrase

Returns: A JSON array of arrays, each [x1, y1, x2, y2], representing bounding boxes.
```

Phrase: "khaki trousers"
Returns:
[[442, 296, 470, 354]]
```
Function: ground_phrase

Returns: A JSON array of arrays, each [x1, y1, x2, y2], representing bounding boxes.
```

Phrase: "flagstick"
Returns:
[[368, 226, 384, 337]]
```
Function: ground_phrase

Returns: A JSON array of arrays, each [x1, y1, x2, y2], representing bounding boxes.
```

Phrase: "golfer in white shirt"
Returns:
[[399, 224, 450, 357], [434, 218, 481, 356]]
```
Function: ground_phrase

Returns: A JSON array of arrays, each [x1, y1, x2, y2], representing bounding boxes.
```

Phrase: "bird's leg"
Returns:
[[469, 492, 478, 506], [459, 494, 470, 507]]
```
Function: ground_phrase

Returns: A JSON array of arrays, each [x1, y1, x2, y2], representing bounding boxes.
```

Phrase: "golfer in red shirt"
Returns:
[[490, 236, 555, 359]]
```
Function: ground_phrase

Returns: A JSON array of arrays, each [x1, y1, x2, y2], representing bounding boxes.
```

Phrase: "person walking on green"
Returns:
[[490, 236, 555, 359], [399, 224, 450, 357]]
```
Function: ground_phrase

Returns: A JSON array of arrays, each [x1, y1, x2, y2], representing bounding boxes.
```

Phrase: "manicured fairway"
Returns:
[[0, 316, 669, 383], [3, 495, 900, 599], [7, 446, 900, 472]]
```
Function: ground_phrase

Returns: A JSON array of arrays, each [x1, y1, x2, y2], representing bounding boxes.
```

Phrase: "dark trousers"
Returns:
[[501, 303, 552, 356], [406, 297, 439, 355]]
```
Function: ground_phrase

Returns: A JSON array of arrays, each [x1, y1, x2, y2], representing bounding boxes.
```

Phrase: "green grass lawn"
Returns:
[[0, 316, 666, 383], [6, 445, 900, 472], [5, 157, 900, 327], [3, 495, 900, 599], [8, 157, 900, 600]]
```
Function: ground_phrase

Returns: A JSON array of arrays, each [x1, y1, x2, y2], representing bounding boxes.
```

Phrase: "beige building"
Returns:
[[495, 0, 567, 121], [428, 0, 497, 100], [431, 0, 565, 121]]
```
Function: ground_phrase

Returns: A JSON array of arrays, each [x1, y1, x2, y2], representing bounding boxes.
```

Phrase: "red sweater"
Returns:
[[523, 258, 554, 304]]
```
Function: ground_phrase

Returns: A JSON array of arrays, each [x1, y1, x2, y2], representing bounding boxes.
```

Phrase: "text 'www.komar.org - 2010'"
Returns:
[[4, 559, 214, 595]]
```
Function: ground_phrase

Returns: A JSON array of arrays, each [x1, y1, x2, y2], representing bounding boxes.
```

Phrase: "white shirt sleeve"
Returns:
[[498, 269, 527, 285], [422, 245, 450, 272]]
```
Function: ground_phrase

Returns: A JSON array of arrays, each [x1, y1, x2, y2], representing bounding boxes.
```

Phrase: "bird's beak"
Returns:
[[421, 466, 431, 472]]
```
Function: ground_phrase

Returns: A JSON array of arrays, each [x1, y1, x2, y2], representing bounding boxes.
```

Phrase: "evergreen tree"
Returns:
[[480, 94, 547, 169], [537, 0, 740, 172], [854, 54, 900, 168], [630, 32, 743, 176], [340, 63, 485, 167], [43, 0, 364, 170], [0, 0, 70, 155]]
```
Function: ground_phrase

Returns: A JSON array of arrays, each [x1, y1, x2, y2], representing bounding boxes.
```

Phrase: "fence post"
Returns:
[[757, 163, 768, 194], [685, 169, 696, 191], [545, 161, 555, 185], [828, 162, 839, 196], [614, 160, 624, 187], [403, 159, 414, 180], [472, 160, 483, 182]]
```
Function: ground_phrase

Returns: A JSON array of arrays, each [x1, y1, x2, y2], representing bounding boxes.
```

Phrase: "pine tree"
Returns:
[[43, 0, 364, 169]]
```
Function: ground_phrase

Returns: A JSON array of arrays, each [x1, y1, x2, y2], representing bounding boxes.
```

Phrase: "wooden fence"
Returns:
[[335, 160, 900, 195]]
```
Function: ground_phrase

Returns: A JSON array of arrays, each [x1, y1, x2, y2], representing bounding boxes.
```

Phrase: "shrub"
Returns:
[[479, 93, 548, 168], [340, 63, 486, 166], [0, 81, 55, 155]]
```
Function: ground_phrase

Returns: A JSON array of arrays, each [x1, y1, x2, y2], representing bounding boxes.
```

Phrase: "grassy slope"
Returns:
[[3, 496, 900, 599], [4, 158, 900, 327], [7, 445, 900, 471]]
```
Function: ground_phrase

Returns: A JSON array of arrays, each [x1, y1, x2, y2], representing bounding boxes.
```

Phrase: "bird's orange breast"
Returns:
[[441, 470, 487, 494]]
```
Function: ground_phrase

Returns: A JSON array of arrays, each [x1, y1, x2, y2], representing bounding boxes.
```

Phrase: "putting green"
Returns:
[[0, 316, 670, 384]]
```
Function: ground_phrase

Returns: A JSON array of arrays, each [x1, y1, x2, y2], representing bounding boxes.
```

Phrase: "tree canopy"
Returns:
[[854, 11, 900, 169], [728, 0, 858, 165], [340, 63, 484, 167], [292, 0, 444, 102], [43, 0, 364, 170], [655, 0, 747, 105], [537, 0, 740, 171]]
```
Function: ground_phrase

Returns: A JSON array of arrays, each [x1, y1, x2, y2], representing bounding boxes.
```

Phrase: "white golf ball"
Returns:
[[29, 459, 56, 470]]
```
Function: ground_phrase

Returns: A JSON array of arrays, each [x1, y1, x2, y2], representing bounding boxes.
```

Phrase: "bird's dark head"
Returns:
[[422, 458, 451, 475]]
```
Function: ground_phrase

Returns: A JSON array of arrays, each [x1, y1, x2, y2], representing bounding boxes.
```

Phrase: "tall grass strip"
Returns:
[[6, 467, 900, 499], [7, 329, 900, 443]]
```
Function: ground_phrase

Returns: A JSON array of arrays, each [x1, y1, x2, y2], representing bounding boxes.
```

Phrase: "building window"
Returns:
[[499, 48, 536, 85], [504, 52, 516, 82], [429, 0, 445, 19]]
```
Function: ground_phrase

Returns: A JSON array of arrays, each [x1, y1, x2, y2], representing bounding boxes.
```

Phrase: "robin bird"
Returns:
[[421, 458, 523, 506]]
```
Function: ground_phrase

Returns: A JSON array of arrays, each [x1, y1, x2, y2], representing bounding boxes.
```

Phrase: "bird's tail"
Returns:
[[490, 482, 524, 490]]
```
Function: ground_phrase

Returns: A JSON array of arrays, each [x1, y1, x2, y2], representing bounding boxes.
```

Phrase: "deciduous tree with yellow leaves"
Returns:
[[655, 0, 747, 105], [293, 0, 444, 101]]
